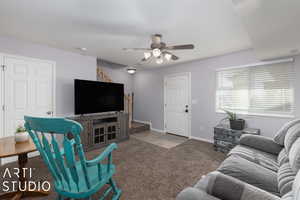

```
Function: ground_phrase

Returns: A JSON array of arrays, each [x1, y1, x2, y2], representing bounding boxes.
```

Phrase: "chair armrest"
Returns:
[[202, 171, 280, 200], [239, 134, 283, 155], [86, 143, 117, 167], [176, 187, 220, 200]]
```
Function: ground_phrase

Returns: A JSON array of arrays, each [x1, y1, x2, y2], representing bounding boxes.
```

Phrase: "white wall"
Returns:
[[2, 35, 298, 141], [133, 49, 300, 140], [97, 59, 133, 94], [0, 36, 97, 116]]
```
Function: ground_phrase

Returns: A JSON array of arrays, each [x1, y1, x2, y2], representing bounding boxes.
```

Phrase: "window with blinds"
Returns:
[[216, 60, 295, 117]]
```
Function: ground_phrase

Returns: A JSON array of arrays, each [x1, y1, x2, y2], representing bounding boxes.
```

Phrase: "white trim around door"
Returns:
[[0, 54, 4, 138], [0, 53, 56, 165], [164, 72, 191, 138], [0, 53, 56, 138]]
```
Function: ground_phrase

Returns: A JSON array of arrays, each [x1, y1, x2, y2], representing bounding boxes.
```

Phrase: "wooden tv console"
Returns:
[[69, 112, 129, 151]]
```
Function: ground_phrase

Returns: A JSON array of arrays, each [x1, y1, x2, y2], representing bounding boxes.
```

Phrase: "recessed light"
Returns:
[[78, 47, 87, 51]]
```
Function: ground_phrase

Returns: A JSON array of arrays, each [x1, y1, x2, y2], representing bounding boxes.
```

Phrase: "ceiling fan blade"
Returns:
[[171, 54, 179, 60], [141, 55, 153, 62], [165, 44, 194, 50], [123, 48, 151, 51]]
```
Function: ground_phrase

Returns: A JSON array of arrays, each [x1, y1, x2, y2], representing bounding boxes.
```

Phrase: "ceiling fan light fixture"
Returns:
[[144, 52, 151, 60], [156, 57, 164, 64], [152, 48, 161, 58], [127, 67, 136, 74], [164, 53, 172, 61]]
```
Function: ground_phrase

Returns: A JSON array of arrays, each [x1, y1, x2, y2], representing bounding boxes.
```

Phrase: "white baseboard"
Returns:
[[151, 128, 165, 133], [132, 119, 152, 125], [132, 119, 165, 134], [189, 136, 213, 144]]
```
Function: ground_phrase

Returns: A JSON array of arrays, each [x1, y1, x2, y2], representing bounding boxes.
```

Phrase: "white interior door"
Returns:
[[164, 73, 191, 137], [0, 55, 3, 138], [3, 55, 55, 138]]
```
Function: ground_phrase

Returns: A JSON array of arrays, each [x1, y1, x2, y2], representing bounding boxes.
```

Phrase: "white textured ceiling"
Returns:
[[232, 0, 300, 60], [0, 0, 251, 67]]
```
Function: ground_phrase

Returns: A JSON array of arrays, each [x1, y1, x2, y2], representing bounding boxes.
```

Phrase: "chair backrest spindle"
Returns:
[[24, 116, 91, 192]]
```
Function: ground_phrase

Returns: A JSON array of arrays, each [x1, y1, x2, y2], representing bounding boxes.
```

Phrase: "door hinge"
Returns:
[[1, 65, 6, 71], [2, 105, 5, 111]]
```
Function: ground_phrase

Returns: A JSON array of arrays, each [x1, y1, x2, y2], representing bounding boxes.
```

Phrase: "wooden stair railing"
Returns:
[[97, 67, 133, 128]]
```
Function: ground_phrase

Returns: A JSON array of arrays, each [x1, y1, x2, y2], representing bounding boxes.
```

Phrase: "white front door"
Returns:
[[164, 73, 191, 137], [3, 55, 55, 138]]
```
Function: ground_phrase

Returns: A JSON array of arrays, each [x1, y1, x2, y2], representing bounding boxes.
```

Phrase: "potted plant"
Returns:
[[223, 109, 245, 130], [15, 125, 29, 143]]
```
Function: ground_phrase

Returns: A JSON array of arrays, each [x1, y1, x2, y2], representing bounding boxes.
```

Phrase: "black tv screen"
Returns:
[[75, 79, 124, 115]]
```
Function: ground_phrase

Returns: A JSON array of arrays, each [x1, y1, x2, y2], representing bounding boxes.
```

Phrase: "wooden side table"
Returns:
[[214, 124, 260, 153], [0, 136, 50, 200]]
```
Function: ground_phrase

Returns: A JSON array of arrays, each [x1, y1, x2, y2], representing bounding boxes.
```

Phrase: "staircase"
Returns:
[[97, 66, 150, 134], [130, 121, 150, 134], [96, 66, 133, 128]]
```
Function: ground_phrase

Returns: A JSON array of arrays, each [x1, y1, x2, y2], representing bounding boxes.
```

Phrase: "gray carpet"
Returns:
[[0, 138, 226, 200]]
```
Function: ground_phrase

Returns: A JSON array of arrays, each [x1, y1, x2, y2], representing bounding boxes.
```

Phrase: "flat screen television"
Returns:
[[75, 79, 124, 115]]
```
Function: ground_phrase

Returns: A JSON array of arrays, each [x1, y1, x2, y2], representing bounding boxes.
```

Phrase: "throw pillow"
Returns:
[[274, 119, 300, 146]]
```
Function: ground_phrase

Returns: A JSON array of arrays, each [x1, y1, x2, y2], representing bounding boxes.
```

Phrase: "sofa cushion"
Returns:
[[194, 175, 213, 191], [217, 155, 279, 196], [239, 135, 283, 155], [197, 171, 280, 200], [278, 149, 289, 166], [176, 187, 220, 200], [293, 170, 300, 200], [277, 162, 296, 196], [289, 137, 300, 172], [274, 119, 300, 146], [284, 123, 300, 152], [281, 192, 293, 200], [229, 145, 279, 172]]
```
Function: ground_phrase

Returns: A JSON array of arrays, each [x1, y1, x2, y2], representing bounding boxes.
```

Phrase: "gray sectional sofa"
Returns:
[[177, 119, 300, 200]]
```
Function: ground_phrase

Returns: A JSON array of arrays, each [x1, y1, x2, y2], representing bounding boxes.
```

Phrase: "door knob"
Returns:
[[185, 109, 189, 113], [46, 111, 53, 115]]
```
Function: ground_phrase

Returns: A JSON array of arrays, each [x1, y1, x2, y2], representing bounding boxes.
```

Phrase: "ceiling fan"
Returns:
[[123, 34, 195, 65]]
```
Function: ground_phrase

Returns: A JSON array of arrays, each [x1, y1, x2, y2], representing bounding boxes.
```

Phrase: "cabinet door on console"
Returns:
[[106, 122, 119, 142], [93, 124, 106, 146]]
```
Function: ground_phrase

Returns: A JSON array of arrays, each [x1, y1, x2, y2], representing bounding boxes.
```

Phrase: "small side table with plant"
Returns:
[[222, 109, 245, 130], [214, 110, 260, 153]]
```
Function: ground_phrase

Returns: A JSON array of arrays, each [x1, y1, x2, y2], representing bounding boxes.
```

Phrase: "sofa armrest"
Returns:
[[202, 171, 280, 200], [239, 134, 283, 155], [176, 187, 221, 200]]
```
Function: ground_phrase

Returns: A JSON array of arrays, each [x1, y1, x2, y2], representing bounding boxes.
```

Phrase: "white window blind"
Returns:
[[216, 60, 295, 117]]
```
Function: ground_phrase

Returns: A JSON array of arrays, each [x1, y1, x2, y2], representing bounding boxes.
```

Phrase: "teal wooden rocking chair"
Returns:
[[24, 116, 122, 200]]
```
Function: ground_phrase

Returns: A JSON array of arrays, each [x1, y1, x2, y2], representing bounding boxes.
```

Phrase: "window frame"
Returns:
[[215, 58, 295, 119]]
